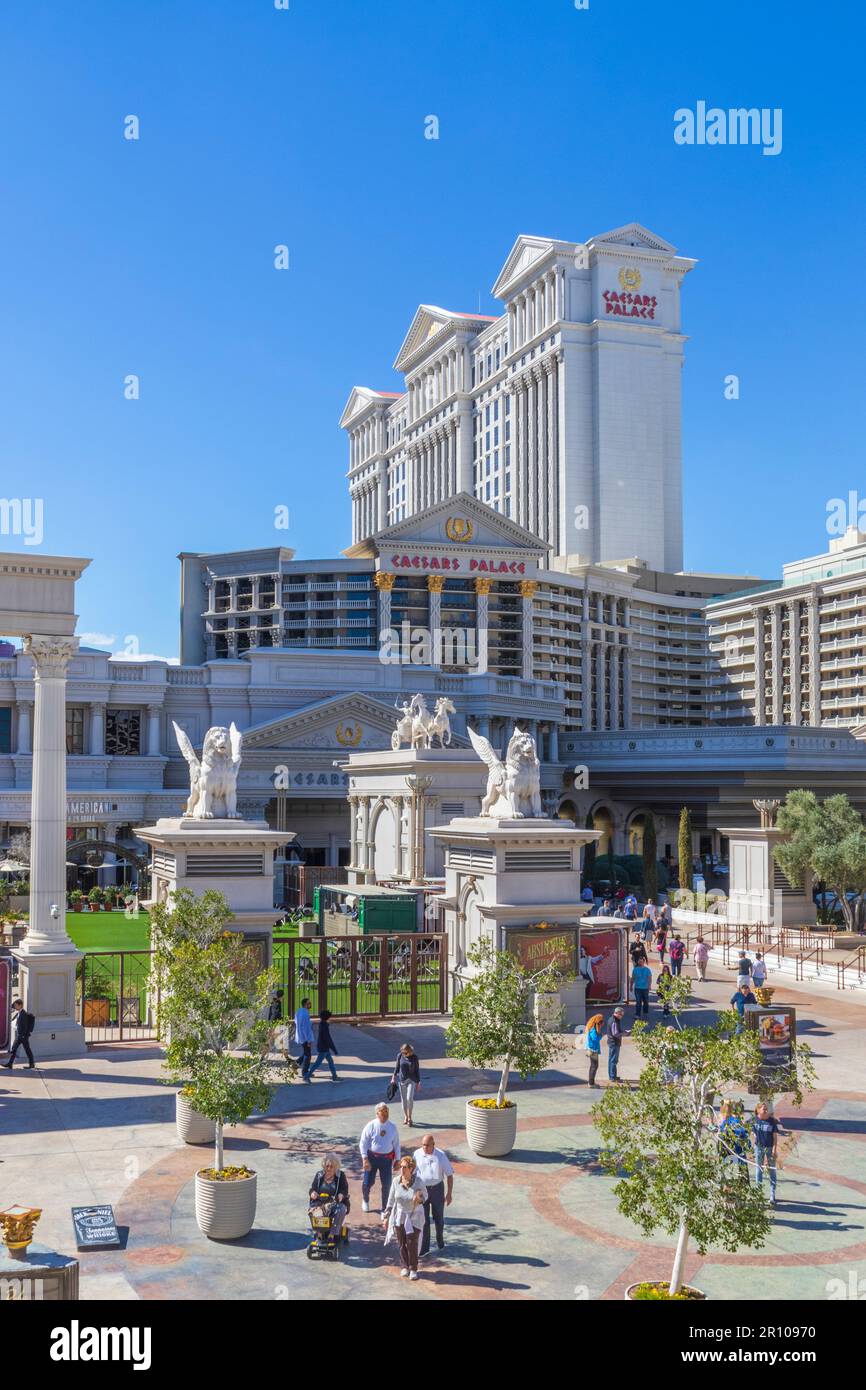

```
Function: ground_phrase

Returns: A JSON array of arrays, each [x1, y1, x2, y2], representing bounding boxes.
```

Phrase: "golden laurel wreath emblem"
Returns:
[[335, 721, 362, 747], [618, 266, 642, 291], [445, 516, 473, 542]]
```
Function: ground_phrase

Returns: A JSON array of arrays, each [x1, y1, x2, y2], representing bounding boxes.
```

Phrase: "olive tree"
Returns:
[[446, 938, 570, 1106], [592, 1009, 815, 1297], [774, 789, 866, 931]]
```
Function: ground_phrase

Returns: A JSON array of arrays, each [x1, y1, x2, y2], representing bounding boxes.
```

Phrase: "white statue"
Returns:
[[173, 721, 243, 819], [427, 697, 456, 748], [392, 694, 457, 750], [467, 725, 543, 819]]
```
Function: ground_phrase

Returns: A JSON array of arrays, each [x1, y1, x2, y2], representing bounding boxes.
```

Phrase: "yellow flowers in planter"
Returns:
[[631, 1281, 702, 1301], [469, 1098, 515, 1110], [197, 1165, 254, 1182]]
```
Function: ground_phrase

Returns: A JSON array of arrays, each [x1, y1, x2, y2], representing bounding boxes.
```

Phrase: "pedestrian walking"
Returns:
[[607, 1006, 626, 1083], [752, 952, 768, 990], [693, 936, 710, 982], [654, 924, 668, 962], [261, 988, 284, 1059], [382, 1154, 427, 1281], [306, 1009, 341, 1081], [668, 933, 685, 976], [641, 910, 655, 944], [632, 958, 652, 1019], [629, 933, 647, 967], [360, 1103, 401, 1213], [751, 1101, 786, 1206], [393, 1042, 421, 1125], [718, 1100, 751, 1181], [735, 951, 753, 989], [729, 982, 757, 1035], [583, 1012, 604, 1087], [656, 962, 674, 1015], [294, 996, 314, 1080], [3, 1000, 35, 1070], [414, 1133, 454, 1256]]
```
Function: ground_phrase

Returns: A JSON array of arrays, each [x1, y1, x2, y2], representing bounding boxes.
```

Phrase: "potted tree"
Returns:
[[80, 974, 113, 1028], [446, 938, 570, 1158], [592, 977, 815, 1299], [69, 888, 83, 913], [150, 887, 281, 1240], [87, 886, 102, 913]]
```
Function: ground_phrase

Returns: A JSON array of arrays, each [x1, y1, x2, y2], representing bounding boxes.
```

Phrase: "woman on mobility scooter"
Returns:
[[307, 1152, 350, 1259]]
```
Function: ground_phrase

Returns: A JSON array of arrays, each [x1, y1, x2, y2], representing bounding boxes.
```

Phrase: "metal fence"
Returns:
[[76, 950, 160, 1044], [271, 933, 447, 1019]]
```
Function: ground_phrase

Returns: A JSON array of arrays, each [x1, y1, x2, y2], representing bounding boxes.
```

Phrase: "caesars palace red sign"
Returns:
[[603, 290, 658, 320], [390, 553, 526, 574]]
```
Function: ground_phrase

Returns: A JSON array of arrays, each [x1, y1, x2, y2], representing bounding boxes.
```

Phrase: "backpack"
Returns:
[[23, 1011, 35, 1034]]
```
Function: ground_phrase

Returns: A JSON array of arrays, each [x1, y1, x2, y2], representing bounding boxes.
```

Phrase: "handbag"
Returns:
[[386, 1080, 399, 1102]]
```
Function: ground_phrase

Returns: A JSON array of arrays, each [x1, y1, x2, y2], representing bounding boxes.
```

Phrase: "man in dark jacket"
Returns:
[[607, 1007, 626, 1083], [306, 1009, 340, 1081], [4, 999, 35, 1069]]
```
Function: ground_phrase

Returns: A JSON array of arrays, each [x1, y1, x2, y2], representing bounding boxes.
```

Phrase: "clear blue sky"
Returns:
[[0, 0, 862, 660]]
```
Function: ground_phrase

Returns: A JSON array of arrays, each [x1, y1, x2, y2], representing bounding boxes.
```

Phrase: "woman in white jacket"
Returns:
[[382, 1154, 428, 1280]]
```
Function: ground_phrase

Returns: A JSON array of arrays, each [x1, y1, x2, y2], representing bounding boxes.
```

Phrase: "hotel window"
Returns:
[[106, 709, 141, 756], [66, 706, 85, 755], [0, 707, 10, 755]]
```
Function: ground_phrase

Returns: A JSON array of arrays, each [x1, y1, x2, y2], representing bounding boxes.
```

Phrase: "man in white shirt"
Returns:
[[359, 1104, 401, 1212], [414, 1133, 454, 1255]]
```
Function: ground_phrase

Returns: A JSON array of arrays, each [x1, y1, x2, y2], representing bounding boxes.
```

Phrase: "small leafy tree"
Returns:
[[446, 938, 570, 1106], [150, 888, 280, 1171], [592, 1005, 815, 1296], [642, 814, 658, 902], [678, 807, 692, 892], [775, 789, 866, 931]]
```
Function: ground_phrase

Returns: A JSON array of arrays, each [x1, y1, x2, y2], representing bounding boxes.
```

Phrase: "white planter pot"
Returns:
[[176, 1092, 216, 1146], [465, 1100, 518, 1157], [533, 991, 563, 1033], [195, 1170, 257, 1240], [624, 1281, 707, 1301]]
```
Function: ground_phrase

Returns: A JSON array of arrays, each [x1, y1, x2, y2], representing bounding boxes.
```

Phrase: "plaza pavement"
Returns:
[[1, 961, 865, 1302]]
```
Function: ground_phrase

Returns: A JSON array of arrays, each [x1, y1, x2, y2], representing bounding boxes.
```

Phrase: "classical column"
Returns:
[[595, 640, 606, 730], [16, 699, 32, 754], [374, 571, 395, 648], [610, 642, 620, 730], [475, 576, 491, 675], [520, 579, 537, 680], [359, 796, 372, 882], [770, 605, 783, 724], [582, 639, 594, 729], [20, 636, 78, 952], [806, 592, 820, 725], [147, 704, 162, 756], [346, 795, 358, 870], [549, 722, 559, 762], [90, 702, 105, 755], [428, 574, 444, 665], [787, 600, 800, 726], [622, 641, 633, 728], [753, 608, 766, 725], [393, 795, 406, 877]]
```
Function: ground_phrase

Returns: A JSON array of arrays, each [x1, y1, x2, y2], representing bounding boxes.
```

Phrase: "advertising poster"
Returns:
[[0, 956, 10, 1052], [580, 927, 624, 1003], [750, 1006, 797, 1089], [506, 925, 578, 974]]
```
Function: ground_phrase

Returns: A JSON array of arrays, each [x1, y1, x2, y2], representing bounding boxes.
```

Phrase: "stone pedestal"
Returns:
[[430, 816, 602, 1019], [0, 1242, 79, 1300], [134, 818, 295, 965], [725, 826, 815, 927], [340, 747, 490, 884]]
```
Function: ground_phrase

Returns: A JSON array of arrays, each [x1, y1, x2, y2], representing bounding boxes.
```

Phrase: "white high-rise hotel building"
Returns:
[[342, 223, 692, 572]]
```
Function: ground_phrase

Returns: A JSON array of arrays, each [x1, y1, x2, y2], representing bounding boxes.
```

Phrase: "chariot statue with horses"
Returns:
[[392, 694, 456, 750]]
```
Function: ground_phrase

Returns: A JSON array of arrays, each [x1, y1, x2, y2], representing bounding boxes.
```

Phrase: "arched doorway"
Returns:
[[590, 806, 614, 857]]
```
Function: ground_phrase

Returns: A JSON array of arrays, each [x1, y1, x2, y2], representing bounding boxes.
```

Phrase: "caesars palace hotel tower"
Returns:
[[341, 223, 695, 573]]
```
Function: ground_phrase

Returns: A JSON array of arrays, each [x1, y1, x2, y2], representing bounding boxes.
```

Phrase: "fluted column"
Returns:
[[16, 699, 32, 754], [770, 606, 783, 724], [90, 702, 105, 755], [753, 608, 766, 725], [428, 574, 444, 664], [475, 577, 491, 675], [375, 571, 395, 644], [520, 579, 536, 680], [807, 593, 820, 725], [22, 636, 79, 953], [147, 704, 162, 756]]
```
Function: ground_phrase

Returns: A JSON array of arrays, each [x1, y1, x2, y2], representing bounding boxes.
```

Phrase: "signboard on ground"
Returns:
[[505, 925, 578, 973], [579, 926, 626, 1003], [71, 1204, 121, 1250], [748, 1006, 797, 1091]]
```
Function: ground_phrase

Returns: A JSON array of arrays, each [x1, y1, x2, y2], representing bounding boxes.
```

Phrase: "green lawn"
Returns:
[[66, 910, 150, 953]]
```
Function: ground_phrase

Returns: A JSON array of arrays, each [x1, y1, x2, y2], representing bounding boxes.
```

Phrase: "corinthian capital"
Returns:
[[23, 635, 79, 678]]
